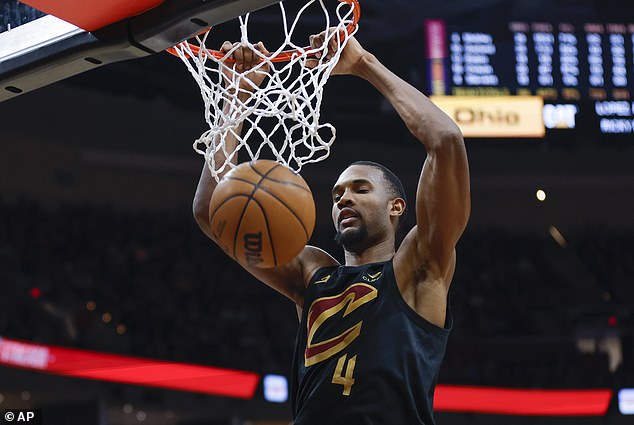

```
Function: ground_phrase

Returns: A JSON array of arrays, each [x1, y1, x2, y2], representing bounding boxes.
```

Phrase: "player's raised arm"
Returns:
[[359, 62, 468, 273], [316, 32, 470, 326], [322, 34, 470, 280], [193, 41, 269, 236], [192, 42, 336, 307], [356, 48, 469, 280]]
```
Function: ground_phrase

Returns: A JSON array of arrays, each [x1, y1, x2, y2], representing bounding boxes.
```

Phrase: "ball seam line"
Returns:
[[247, 162, 311, 193], [223, 175, 311, 239], [233, 163, 283, 263], [250, 184, 310, 240], [208, 194, 250, 234]]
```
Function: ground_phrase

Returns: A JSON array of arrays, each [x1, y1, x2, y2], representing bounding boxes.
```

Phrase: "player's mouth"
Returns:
[[338, 208, 360, 228]]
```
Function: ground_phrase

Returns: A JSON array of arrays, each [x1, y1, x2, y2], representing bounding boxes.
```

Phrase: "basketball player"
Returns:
[[193, 33, 470, 424]]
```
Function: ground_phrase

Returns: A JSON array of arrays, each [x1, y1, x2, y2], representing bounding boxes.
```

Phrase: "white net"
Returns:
[[170, 0, 359, 181]]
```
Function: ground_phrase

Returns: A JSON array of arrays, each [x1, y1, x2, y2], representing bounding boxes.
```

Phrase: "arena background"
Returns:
[[1, 0, 633, 424]]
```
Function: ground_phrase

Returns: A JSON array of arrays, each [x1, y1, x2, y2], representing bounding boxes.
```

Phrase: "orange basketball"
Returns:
[[208, 160, 316, 268]]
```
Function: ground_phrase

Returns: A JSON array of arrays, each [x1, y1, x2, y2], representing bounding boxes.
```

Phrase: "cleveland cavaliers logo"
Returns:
[[304, 283, 378, 367]]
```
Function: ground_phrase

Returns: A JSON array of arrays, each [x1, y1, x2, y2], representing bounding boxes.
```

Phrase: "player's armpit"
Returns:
[[393, 228, 456, 326]]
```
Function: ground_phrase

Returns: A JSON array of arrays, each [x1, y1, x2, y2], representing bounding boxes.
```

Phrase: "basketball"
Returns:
[[208, 160, 316, 268]]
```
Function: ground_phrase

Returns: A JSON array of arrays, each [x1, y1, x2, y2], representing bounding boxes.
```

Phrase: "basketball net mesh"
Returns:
[[171, 0, 359, 181]]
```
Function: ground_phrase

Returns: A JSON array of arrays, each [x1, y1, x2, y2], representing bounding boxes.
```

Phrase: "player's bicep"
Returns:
[[414, 134, 470, 277]]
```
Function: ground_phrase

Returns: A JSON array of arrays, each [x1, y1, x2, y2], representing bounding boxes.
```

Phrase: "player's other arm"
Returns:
[[192, 42, 336, 307]]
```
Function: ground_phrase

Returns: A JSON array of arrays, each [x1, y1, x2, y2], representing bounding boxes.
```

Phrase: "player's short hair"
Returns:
[[349, 160, 407, 227]]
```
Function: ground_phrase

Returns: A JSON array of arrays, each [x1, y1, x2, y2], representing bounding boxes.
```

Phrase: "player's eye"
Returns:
[[333, 193, 342, 202], [357, 187, 369, 193]]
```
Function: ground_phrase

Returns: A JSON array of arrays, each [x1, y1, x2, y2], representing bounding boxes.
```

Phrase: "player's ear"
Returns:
[[389, 198, 406, 217]]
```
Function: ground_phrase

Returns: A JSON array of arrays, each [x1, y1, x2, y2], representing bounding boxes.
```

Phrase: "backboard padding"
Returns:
[[21, 0, 163, 32], [0, 0, 281, 102]]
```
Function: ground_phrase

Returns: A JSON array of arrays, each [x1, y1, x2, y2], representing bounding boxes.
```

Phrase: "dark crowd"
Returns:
[[1, 199, 632, 389]]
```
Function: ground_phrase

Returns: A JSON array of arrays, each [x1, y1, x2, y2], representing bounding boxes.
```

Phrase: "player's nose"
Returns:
[[336, 188, 355, 208]]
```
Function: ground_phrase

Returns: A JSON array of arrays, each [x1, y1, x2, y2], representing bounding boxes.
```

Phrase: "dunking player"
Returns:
[[193, 33, 470, 424]]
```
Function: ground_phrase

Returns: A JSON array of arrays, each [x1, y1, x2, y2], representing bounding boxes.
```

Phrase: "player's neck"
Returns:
[[343, 237, 395, 266]]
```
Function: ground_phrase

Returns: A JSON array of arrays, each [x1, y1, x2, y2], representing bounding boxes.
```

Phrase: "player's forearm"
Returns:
[[193, 161, 224, 237], [192, 101, 245, 236], [353, 53, 462, 152]]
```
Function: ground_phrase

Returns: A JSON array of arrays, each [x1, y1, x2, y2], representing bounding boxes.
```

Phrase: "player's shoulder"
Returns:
[[299, 245, 339, 287]]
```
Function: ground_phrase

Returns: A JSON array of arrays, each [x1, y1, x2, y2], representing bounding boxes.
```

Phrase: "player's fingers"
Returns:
[[310, 34, 324, 59], [255, 41, 270, 71], [219, 41, 235, 81], [242, 43, 255, 70], [305, 58, 319, 69], [233, 42, 245, 71], [220, 40, 233, 54], [326, 34, 338, 61], [254, 41, 269, 56]]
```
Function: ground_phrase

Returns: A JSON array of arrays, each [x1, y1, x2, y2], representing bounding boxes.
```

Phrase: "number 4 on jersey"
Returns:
[[332, 354, 357, 396]]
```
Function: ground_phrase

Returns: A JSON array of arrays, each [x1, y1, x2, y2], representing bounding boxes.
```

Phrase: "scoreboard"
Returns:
[[425, 20, 634, 136]]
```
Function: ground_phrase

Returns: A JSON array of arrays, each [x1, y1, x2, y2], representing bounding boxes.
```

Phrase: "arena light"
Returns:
[[619, 388, 634, 415], [549, 225, 567, 248], [435, 385, 612, 416], [0, 337, 259, 399], [263, 374, 288, 403]]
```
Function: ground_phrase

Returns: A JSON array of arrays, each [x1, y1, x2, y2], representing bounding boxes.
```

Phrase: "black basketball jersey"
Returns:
[[291, 260, 452, 425]]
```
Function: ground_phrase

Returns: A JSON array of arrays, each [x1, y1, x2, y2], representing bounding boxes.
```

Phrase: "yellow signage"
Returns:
[[430, 96, 545, 138]]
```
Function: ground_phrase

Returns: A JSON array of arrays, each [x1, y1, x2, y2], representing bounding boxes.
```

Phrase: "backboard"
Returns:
[[0, 0, 280, 102]]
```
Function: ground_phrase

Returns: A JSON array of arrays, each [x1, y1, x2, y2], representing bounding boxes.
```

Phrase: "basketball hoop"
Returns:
[[167, 0, 360, 181]]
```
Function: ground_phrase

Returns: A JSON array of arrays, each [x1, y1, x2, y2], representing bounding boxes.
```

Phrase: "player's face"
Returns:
[[331, 165, 394, 251]]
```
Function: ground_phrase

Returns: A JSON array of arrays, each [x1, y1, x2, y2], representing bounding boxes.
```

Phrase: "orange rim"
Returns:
[[166, 0, 360, 62]]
